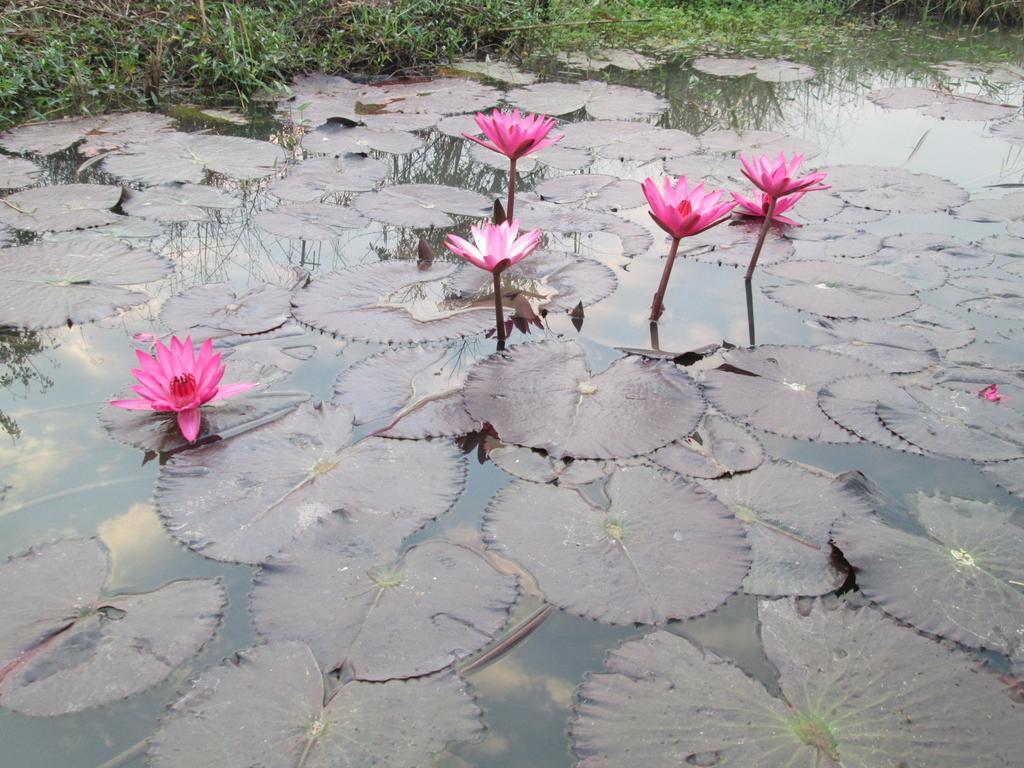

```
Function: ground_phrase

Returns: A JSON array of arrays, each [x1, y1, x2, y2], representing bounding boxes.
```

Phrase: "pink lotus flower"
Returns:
[[732, 190, 806, 226], [979, 384, 1003, 402], [642, 176, 737, 240], [739, 152, 830, 199], [444, 219, 542, 273], [110, 336, 257, 442], [464, 108, 563, 160]]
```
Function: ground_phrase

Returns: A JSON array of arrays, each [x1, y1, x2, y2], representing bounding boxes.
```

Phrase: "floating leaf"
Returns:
[[991, 120, 1024, 145], [877, 385, 1024, 461], [448, 59, 538, 85], [513, 198, 653, 257], [331, 345, 477, 438], [702, 345, 869, 442], [467, 141, 537, 172], [292, 261, 495, 343], [834, 493, 1024, 658], [0, 112, 174, 156], [353, 184, 489, 228], [436, 114, 484, 137], [505, 81, 668, 120], [811, 318, 939, 373], [488, 445, 611, 486], [147, 642, 482, 768], [879, 232, 994, 271], [0, 156, 40, 189], [253, 523, 516, 679], [0, 184, 122, 232], [764, 260, 920, 319], [983, 232, 1024, 258], [786, 223, 881, 259], [700, 459, 869, 595], [934, 60, 1024, 82], [155, 401, 466, 563], [692, 56, 816, 81], [0, 239, 171, 330], [652, 414, 763, 479], [698, 128, 821, 158], [960, 295, 1024, 320], [0, 538, 224, 716], [954, 191, 1024, 223], [945, 334, 1024, 372], [161, 282, 294, 336], [104, 133, 285, 184], [817, 374, 923, 452], [682, 219, 794, 268], [44, 217, 164, 244], [559, 120, 699, 162], [304, 122, 423, 155], [358, 77, 499, 115], [891, 304, 975, 351], [978, 459, 1024, 499], [121, 183, 240, 223], [485, 466, 749, 624], [465, 341, 705, 459], [824, 164, 968, 213], [557, 49, 657, 72], [858, 247, 949, 291], [571, 600, 1021, 768], [253, 202, 368, 240], [267, 155, 388, 201], [536, 174, 644, 212], [867, 86, 951, 109]]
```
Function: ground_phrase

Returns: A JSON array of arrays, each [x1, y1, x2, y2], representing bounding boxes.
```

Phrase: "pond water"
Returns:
[[1, 24, 1024, 768]]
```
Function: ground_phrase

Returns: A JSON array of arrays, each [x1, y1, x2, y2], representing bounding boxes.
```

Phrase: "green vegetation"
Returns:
[[0, 0, 1020, 128]]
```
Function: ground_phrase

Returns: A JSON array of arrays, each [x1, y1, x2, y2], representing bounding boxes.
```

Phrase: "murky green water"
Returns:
[[1, 24, 1023, 768]]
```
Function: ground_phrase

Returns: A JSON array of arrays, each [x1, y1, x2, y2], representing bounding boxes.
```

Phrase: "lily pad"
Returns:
[[536, 174, 645, 212], [857, 248, 949, 291], [764, 260, 920, 319], [331, 345, 477, 439], [824, 164, 968, 213], [698, 129, 821, 158], [104, 133, 285, 184], [253, 523, 516, 679], [448, 59, 538, 85], [571, 599, 1021, 768], [304, 122, 423, 156], [700, 459, 870, 595], [161, 282, 294, 336], [833, 492, 1024, 658], [786, 223, 882, 259], [155, 401, 466, 563], [891, 304, 975, 351], [513, 198, 653, 258], [652, 414, 764, 479], [692, 56, 816, 82], [484, 466, 750, 624], [488, 446, 611, 486], [44, 217, 165, 244], [925, 95, 1017, 121], [0, 112, 174, 156], [945, 334, 1024, 372], [702, 345, 869, 442], [880, 232, 994, 271], [0, 239, 171, 330], [960, 295, 1024, 320], [465, 341, 705, 459], [991, 120, 1024, 145], [954, 191, 1024, 223], [0, 538, 224, 716], [292, 261, 496, 344], [877, 385, 1024, 461], [559, 120, 699, 162], [867, 86, 952, 109], [557, 49, 657, 72], [817, 374, 924, 452], [811, 318, 939, 373], [358, 77, 499, 115], [0, 184, 122, 232], [353, 184, 488, 228], [0, 156, 40, 189], [682, 219, 794, 268], [978, 459, 1024, 499], [983, 232, 1024, 258], [253, 202, 369, 240], [267, 155, 388, 201], [121, 183, 240, 223], [934, 60, 1024, 82], [147, 642, 482, 768], [504, 81, 668, 120]]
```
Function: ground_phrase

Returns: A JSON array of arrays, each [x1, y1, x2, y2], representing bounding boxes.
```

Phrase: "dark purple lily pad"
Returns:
[[267, 155, 388, 201], [292, 261, 495, 344], [700, 459, 871, 595], [505, 81, 668, 120], [0, 239, 171, 330], [559, 120, 699, 162], [253, 202, 369, 240], [304, 122, 422, 156], [155, 401, 466, 563], [571, 600, 1021, 768], [352, 184, 489, 228], [484, 466, 750, 624], [817, 374, 922, 452], [652, 414, 763, 479], [147, 642, 482, 768], [0, 538, 224, 716], [331, 345, 477, 439], [764, 260, 920, 319], [810, 318, 939, 373], [104, 133, 285, 184], [465, 341, 705, 459], [824, 164, 968, 213], [161, 282, 294, 336], [252, 521, 516, 680], [833, 492, 1024, 658], [0, 184, 122, 232], [662, 153, 737, 187], [877, 385, 1024, 461], [121, 183, 240, 223], [0, 156, 40, 189], [488, 445, 611, 486], [945, 334, 1024, 371], [536, 174, 645, 212], [702, 345, 870, 442]]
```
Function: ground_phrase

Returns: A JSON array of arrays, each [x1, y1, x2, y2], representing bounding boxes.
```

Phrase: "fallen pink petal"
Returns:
[[978, 384, 1003, 402]]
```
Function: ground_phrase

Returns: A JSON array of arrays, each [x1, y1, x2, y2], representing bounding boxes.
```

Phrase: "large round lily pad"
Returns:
[[104, 133, 286, 184], [504, 81, 668, 120], [488, 445, 611, 487], [834, 492, 1024, 658], [484, 466, 750, 624], [267, 155, 388, 201], [513, 198, 653, 258], [0, 112, 174, 156], [764, 260, 920, 319], [465, 341, 705, 459], [161, 282, 294, 336], [0, 538, 224, 716], [536, 174, 645, 212], [700, 459, 870, 596], [147, 642, 482, 768], [786, 223, 882, 259], [892, 303, 975, 351], [0, 156, 40, 189], [817, 374, 923, 452], [692, 56, 816, 82], [978, 459, 1024, 499], [155, 401, 466, 563], [253, 202, 368, 240], [352, 184, 489, 228], [652, 414, 763, 479], [954, 191, 1024, 224], [0, 239, 171, 330], [0, 184, 123, 232], [559, 121, 699, 162], [253, 522, 516, 680], [304, 122, 423, 156], [682, 219, 794, 268], [812, 317, 939, 373], [571, 599, 1021, 768], [292, 261, 496, 344], [120, 183, 240, 223], [823, 164, 968, 213], [357, 77, 499, 115], [702, 345, 870, 442], [698, 128, 821, 158]]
